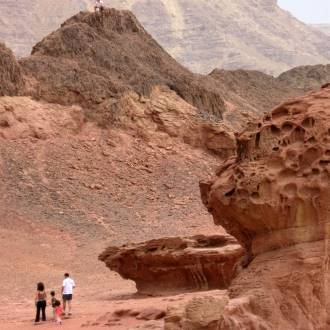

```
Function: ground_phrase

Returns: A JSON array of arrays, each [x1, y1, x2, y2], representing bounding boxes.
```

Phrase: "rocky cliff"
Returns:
[[200, 86, 330, 328], [1, 0, 330, 75]]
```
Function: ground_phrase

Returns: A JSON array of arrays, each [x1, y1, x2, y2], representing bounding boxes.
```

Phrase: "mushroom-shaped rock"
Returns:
[[200, 87, 330, 329], [99, 235, 243, 295], [201, 86, 330, 256]]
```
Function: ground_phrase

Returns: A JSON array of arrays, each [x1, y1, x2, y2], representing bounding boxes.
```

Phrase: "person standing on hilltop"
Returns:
[[62, 273, 75, 316], [94, 0, 105, 12], [35, 282, 47, 324]]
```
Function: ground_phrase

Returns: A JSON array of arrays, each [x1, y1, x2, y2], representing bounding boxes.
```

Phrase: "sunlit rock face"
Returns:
[[200, 86, 330, 329]]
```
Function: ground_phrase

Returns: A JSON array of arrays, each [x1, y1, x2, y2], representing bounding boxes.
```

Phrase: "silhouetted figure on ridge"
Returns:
[[95, 0, 105, 13]]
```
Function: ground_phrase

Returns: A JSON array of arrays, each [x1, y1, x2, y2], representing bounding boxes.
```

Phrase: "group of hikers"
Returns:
[[34, 273, 75, 325]]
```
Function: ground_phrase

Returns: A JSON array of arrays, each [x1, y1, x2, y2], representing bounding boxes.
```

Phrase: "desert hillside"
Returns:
[[0, 10, 233, 328], [1, 0, 330, 75], [1, 6, 330, 330]]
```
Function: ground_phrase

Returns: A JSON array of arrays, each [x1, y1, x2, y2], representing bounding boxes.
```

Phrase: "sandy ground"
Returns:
[[0, 125, 225, 329], [0, 199, 224, 330]]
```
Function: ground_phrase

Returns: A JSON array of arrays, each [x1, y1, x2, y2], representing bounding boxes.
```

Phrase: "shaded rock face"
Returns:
[[200, 87, 330, 328], [20, 8, 226, 121], [99, 235, 244, 295], [0, 43, 24, 96]]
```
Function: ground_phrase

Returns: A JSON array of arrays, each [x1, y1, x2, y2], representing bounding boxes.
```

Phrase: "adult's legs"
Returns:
[[68, 299, 72, 314], [35, 302, 41, 322], [62, 298, 67, 314], [41, 301, 46, 321]]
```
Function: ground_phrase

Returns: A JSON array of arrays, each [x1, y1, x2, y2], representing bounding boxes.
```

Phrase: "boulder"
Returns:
[[99, 234, 244, 295]]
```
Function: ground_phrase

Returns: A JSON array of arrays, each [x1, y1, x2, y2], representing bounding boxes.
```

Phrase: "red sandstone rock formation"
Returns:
[[99, 235, 244, 295], [200, 86, 330, 329]]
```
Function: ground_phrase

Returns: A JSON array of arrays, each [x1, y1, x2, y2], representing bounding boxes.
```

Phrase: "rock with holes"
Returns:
[[200, 86, 330, 329], [99, 235, 244, 295]]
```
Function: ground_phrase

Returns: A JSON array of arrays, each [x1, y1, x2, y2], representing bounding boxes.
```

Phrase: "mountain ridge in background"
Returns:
[[1, 0, 330, 75]]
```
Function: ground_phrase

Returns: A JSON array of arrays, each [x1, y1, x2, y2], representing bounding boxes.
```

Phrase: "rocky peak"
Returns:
[[20, 8, 227, 122], [61, 8, 145, 35]]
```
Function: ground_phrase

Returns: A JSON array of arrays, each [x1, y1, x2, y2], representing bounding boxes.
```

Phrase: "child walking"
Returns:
[[50, 291, 57, 321], [54, 300, 63, 325]]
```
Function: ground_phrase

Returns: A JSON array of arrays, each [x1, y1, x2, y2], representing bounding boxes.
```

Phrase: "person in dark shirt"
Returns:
[[35, 282, 47, 323]]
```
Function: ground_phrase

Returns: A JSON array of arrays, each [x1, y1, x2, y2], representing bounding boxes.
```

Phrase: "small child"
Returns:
[[50, 291, 57, 321], [54, 300, 63, 325]]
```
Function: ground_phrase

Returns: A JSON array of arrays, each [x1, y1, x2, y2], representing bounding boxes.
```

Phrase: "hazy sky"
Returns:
[[278, 0, 330, 24]]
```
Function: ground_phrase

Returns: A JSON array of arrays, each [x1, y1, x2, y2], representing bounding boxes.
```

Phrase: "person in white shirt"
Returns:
[[94, 0, 104, 12], [62, 273, 75, 316]]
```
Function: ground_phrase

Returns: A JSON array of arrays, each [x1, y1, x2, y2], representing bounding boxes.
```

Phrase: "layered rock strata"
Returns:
[[99, 235, 244, 295], [200, 86, 330, 328]]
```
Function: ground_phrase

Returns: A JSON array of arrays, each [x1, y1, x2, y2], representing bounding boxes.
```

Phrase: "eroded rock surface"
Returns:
[[99, 235, 243, 295], [200, 86, 330, 329]]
